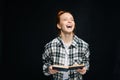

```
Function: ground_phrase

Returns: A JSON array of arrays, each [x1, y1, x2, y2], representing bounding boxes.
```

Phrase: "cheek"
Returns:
[[60, 22, 66, 26], [60, 23, 66, 28], [73, 22, 75, 26]]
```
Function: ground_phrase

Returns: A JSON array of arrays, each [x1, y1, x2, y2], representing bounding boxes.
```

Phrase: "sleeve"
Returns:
[[42, 44, 52, 76], [82, 44, 90, 71]]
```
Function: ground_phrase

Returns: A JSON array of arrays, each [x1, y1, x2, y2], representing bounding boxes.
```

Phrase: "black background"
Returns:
[[1, 0, 120, 80]]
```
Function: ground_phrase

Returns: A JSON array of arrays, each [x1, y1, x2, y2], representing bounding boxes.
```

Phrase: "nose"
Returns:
[[68, 20, 72, 23]]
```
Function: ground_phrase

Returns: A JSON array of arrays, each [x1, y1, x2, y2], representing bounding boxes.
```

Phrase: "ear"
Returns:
[[57, 24, 61, 29]]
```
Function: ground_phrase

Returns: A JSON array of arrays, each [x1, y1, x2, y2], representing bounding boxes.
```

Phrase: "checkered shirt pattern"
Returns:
[[42, 35, 90, 80]]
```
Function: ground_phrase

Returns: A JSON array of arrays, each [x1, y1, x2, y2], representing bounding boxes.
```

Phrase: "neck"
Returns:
[[60, 32, 74, 45]]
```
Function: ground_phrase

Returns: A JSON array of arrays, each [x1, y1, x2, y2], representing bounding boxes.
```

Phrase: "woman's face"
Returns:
[[57, 13, 75, 34]]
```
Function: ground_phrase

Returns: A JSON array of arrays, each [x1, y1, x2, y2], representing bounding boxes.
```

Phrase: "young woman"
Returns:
[[42, 10, 90, 80]]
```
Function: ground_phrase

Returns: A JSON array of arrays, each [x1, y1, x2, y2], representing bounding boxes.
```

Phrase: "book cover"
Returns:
[[52, 64, 85, 71]]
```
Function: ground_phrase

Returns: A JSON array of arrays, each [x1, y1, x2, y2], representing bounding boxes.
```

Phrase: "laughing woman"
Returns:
[[42, 10, 90, 80]]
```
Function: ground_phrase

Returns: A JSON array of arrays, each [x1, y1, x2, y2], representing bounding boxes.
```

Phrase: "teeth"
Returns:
[[66, 26, 72, 28]]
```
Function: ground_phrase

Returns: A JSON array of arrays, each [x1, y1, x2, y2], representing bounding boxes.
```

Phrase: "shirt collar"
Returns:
[[56, 35, 79, 48]]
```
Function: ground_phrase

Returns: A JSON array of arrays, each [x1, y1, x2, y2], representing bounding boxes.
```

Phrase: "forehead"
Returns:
[[60, 13, 73, 18]]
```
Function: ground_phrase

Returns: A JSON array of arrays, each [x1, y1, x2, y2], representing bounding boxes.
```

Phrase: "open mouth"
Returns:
[[66, 25, 72, 28]]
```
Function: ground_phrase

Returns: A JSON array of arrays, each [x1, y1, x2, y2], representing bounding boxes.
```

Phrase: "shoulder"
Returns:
[[44, 37, 60, 48], [74, 35, 89, 47]]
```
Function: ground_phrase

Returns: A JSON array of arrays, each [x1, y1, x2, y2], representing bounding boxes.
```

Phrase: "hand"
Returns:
[[76, 67, 87, 75], [49, 65, 58, 74]]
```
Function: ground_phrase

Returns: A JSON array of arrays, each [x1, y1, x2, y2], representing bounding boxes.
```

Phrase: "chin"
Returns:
[[65, 32, 74, 34]]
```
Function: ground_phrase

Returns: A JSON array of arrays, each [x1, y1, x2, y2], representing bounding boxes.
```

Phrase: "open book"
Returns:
[[52, 64, 85, 71]]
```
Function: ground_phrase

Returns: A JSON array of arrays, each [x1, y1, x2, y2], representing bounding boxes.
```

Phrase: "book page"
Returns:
[[52, 64, 85, 71]]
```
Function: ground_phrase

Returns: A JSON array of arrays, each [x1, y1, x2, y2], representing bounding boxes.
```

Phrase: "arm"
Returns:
[[77, 44, 90, 75], [42, 45, 52, 76], [42, 44, 58, 76], [82, 45, 90, 70]]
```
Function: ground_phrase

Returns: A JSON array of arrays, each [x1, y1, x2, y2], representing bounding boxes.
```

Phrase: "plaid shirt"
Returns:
[[42, 35, 90, 80]]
